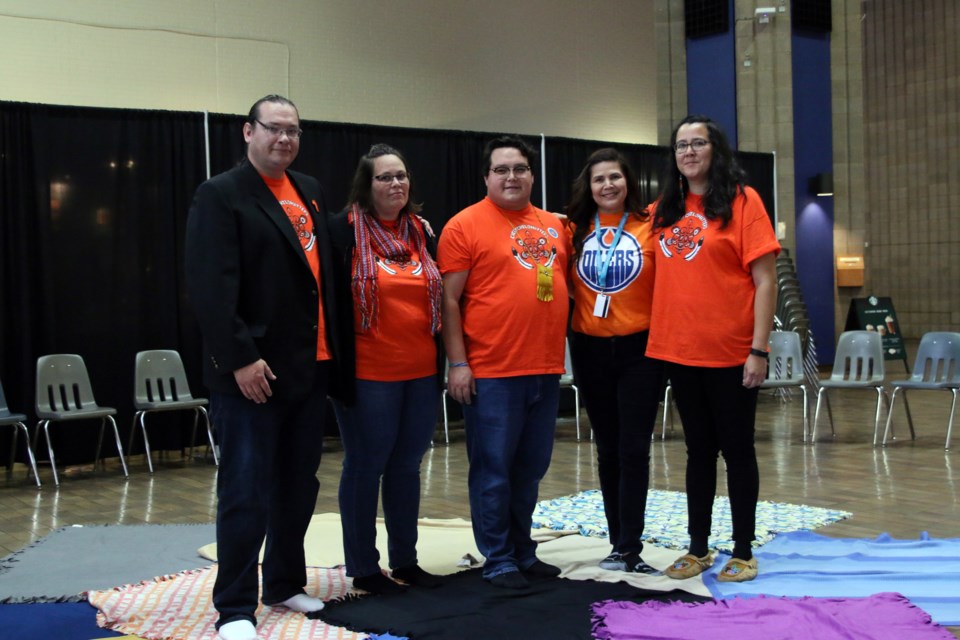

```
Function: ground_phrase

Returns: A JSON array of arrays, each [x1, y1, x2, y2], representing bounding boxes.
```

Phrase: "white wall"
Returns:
[[0, 0, 657, 143]]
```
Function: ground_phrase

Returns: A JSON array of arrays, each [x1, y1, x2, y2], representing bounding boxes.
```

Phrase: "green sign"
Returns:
[[844, 296, 907, 366]]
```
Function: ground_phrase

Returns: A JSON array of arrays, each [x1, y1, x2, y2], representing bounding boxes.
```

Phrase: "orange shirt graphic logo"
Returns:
[[508, 224, 559, 270], [280, 200, 316, 252], [659, 212, 707, 261]]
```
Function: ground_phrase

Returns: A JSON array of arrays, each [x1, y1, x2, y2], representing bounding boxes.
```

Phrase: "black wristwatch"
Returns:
[[749, 348, 769, 359]]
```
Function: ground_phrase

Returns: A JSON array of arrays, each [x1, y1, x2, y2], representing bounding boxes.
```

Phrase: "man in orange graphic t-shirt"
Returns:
[[185, 95, 342, 640], [438, 135, 569, 590]]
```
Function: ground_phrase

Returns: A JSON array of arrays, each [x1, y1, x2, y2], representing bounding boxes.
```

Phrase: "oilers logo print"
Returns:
[[659, 211, 707, 261], [577, 227, 642, 293]]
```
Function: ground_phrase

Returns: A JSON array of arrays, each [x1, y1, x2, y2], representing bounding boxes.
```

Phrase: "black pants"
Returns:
[[570, 331, 664, 555], [209, 362, 330, 628], [665, 362, 759, 549]]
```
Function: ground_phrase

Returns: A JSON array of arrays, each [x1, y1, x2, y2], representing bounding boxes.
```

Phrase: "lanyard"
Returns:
[[594, 211, 629, 290]]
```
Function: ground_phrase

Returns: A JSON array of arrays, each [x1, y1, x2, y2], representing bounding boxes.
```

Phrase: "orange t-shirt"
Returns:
[[354, 220, 438, 381], [437, 197, 570, 377], [569, 212, 656, 337], [646, 186, 780, 367], [263, 174, 331, 361]]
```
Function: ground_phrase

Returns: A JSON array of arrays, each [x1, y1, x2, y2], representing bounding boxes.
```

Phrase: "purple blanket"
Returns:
[[592, 592, 954, 640]]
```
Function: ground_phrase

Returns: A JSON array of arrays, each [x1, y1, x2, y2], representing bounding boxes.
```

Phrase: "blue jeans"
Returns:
[[209, 362, 329, 629], [570, 331, 664, 555], [461, 374, 560, 578], [332, 376, 439, 577]]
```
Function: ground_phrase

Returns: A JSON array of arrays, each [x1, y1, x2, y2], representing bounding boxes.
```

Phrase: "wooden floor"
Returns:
[[2, 374, 959, 636]]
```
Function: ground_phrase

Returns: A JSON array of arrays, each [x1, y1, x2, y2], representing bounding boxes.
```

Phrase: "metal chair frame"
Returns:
[[760, 331, 810, 441], [129, 350, 218, 473], [1, 379, 41, 487], [34, 354, 128, 486], [881, 332, 960, 451], [812, 331, 889, 445]]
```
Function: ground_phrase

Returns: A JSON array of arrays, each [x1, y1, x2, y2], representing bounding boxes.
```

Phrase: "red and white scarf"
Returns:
[[350, 203, 442, 335]]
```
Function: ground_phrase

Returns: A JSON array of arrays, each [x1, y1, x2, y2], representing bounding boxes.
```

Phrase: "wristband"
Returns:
[[749, 348, 769, 359], [449, 361, 470, 368]]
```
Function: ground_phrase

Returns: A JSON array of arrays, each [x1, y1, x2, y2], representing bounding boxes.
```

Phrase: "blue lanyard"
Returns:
[[594, 211, 629, 290]]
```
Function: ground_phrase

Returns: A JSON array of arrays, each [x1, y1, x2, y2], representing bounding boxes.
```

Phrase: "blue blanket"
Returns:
[[706, 531, 960, 625]]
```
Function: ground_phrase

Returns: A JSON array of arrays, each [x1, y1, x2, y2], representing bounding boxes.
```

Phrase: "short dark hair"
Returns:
[[481, 135, 537, 177], [346, 143, 422, 216], [565, 148, 647, 257], [246, 94, 299, 124]]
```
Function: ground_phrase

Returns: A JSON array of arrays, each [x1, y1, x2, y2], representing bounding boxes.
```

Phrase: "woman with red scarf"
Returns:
[[329, 144, 444, 595]]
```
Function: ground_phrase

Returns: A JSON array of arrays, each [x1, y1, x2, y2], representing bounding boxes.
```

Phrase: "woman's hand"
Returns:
[[742, 354, 767, 388]]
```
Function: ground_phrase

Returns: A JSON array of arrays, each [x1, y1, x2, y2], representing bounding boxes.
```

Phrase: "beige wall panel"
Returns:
[[0, 0, 658, 143]]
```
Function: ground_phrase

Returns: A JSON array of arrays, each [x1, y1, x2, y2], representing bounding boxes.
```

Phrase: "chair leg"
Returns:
[[824, 393, 835, 437], [872, 387, 887, 446], [107, 416, 129, 478], [800, 385, 809, 443], [188, 409, 201, 462], [661, 385, 672, 440], [901, 392, 917, 439], [94, 419, 107, 471], [198, 406, 218, 465], [946, 389, 958, 452], [882, 388, 900, 446], [571, 384, 582, 441], [812, 389, 824, 443], [42, 421, 60, 487], [442, 390, 450, 444], [7, 428, 15, 472], [127, 413, 141, 458], [17, 424, 41, 488], [139, 413, 154, 474]]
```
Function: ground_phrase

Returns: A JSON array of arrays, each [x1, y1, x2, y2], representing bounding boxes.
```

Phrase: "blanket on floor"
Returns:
[[706, 531, 960, 626], [89, 565, 367, 640], [591, 592, 954, 640], [0, 523, 216, 603], [532, 489, 852, 552], [316, 568, 711, 640]]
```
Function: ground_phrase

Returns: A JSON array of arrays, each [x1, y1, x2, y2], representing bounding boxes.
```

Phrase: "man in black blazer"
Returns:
[[185, 95, 341, 640]]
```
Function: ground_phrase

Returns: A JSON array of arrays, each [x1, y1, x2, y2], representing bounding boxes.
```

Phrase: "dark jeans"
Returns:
[[209, 362, 330, 629], [665, 362, 759, 548], [331, 376, 439, 577], [461, 374, 560, 578], [570, 331, 664, 555]]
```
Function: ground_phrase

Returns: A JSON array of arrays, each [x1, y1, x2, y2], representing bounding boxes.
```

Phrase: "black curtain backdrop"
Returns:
[[0, 100, 776, 466]]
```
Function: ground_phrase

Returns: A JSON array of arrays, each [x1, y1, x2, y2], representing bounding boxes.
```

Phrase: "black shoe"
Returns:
[[352, 572, 407, 595], [522, 560, 561, 577], [392, 564, 443, 588], [487, 571, 529, 589], [621, 552, 660, 575], [599, 552, 626, 571]]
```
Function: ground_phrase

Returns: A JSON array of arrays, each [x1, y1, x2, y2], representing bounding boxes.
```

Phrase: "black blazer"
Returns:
[[185, 161, 344, 400], [327, 210, 445, 406]]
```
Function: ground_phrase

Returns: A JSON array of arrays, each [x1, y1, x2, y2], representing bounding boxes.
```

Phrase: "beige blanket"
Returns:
[[198, 512, 708, 597]]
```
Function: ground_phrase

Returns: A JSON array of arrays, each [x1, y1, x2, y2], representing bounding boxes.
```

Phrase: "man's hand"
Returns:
[[234, 359, 276, 403], [447, 365, 476, 405]]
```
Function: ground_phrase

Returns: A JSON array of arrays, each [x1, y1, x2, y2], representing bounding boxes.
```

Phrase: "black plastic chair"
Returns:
[[1, 378, 41, 487], [129, 350, 218, 473], [34, 354, 128, 486]]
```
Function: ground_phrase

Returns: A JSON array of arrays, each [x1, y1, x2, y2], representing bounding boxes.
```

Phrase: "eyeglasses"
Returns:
[[490, 164, 531, 177], [254, 119, 303, 140], [674, 139, 710, 154], [373, 172, 409, 184]]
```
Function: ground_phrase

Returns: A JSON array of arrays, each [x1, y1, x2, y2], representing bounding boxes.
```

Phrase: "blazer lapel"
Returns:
[[241, 164, 312, 271]]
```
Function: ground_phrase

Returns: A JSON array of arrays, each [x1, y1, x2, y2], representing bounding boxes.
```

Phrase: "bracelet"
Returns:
[[449, 361, 470, 368], [749, 348, 769, 359]]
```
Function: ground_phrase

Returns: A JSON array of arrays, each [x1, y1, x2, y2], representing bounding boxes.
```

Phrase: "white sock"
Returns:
[[218, 619, 257, 640], [279, 593, 325, 613]]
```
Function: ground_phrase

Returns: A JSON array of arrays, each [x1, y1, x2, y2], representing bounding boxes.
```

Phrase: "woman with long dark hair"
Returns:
[[565, 148, 663, 574], [647, 116, 778, 583]]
